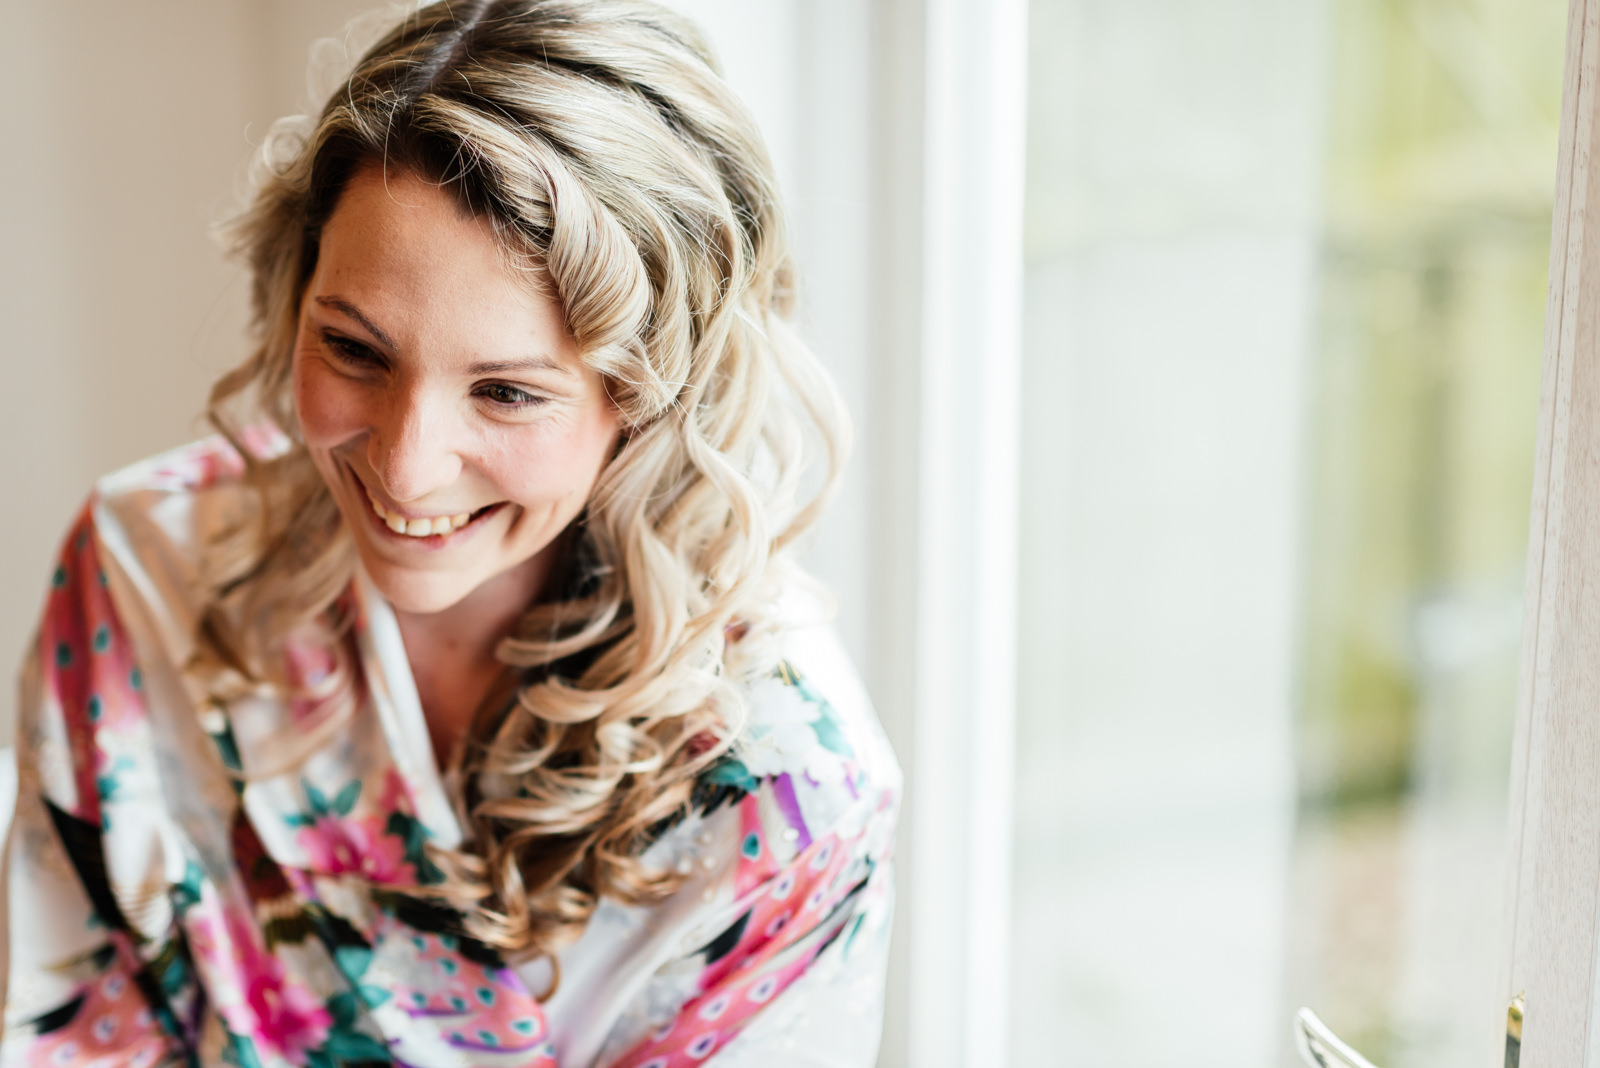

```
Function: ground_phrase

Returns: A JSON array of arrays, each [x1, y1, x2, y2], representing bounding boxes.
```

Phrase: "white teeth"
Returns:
[[363, 486, 475, 538]]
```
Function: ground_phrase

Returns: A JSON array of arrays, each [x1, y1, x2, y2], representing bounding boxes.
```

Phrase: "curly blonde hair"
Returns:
[[197, 0, 847, 973]]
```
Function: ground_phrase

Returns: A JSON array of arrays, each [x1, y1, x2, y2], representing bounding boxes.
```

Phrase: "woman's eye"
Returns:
[[324, 334, 382, 367], [478, 382, 542, 407]]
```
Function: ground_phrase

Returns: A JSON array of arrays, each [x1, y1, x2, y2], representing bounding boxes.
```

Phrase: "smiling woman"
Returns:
[[293, 164, 626, 762], [1, 3, 898, 1067]]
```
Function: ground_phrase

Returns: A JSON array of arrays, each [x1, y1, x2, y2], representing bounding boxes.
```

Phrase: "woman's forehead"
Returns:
[[309, 167, 576, 365]]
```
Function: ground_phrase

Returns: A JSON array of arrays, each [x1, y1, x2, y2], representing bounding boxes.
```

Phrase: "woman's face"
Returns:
[[292, 164, 621, 616]]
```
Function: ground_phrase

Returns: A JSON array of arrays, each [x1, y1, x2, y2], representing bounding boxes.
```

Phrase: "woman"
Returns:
[[2, 2, 898, 1065]]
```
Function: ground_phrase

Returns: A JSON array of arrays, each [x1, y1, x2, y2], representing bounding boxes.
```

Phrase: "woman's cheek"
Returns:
[[294, 356, 366, 448], [499, 410, 618, 498]]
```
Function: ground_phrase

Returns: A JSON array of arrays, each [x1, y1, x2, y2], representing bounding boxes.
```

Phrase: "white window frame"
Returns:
[[866, 1, 1030, 1065]]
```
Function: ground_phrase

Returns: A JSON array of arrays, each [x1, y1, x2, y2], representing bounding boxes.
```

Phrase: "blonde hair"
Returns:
[[199, 0, 847, 970]]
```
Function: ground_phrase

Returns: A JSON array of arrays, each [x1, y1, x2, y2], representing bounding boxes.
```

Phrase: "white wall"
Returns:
[[2, 1, 288, 731]]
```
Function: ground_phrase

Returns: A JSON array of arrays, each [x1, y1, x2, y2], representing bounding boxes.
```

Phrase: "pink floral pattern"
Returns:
[[611, 793, 881, 1068], [36, 506, 146, 826], [188, 890, 333, 1064], [294, 814, 414, 884], [371, 912, 556, 1060], [22, 940, 174, 1068]]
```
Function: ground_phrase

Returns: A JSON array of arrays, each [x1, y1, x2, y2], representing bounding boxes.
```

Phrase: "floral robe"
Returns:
[[2, 438, 900, 1068]]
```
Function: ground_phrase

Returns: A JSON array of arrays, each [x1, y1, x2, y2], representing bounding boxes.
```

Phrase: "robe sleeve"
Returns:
[[1, 504, 193, 1067], [607, 653, 900, 1068]]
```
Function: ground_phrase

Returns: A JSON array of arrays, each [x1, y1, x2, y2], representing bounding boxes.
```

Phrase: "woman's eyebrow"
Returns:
[[313, 296, 397, 350], [468, 357, 573, 377]]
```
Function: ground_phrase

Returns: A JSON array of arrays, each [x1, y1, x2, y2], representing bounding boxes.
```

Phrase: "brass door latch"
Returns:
[[1505, 993, 1524, 1068]]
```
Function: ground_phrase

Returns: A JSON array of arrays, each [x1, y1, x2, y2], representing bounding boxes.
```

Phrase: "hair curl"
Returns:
[[196, 0, 848, 976]]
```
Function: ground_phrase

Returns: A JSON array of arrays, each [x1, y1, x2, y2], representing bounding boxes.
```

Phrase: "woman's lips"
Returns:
[[365, 487, 473, 536], [348, 465, 500, 543]]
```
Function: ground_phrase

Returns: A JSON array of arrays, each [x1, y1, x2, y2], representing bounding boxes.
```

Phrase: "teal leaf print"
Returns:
[[334, 945, 373, 980], [705, 756, 759, 793], [843, 911, 867, 956], [224, 1033, 264, 1068], [327, 991, 358, 1030], [414, 853, 444, 885], [284, 813, 314, 829], [810, 705, 856, 758], [331, 780, 362, 817], [358, 984, 392, 1008], [774, 662, 855, 758], [95, 775, 120, 806], [208, 720, 244, 775], [95, 757, 135, 812], [158, 955, 188, 997], [303, 780, 330, 816], [790, 666, 832, 707], [150, 937, 191, 997], [171, 862, 205, 913], [385, 811, 444, 885], [324, 1028, 391, 1061]]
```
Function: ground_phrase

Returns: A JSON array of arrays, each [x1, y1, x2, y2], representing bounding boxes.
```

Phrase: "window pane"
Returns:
[[1010, 1, 1561, 1064]]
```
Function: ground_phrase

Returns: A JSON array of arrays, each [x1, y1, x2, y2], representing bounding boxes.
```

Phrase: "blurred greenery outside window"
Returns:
[[1013, 0, 1562, 1064], [1288, 0, 1560, 1061]]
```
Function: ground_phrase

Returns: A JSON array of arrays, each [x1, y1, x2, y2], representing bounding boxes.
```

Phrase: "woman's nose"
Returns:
[[368, 387, 464, 504]]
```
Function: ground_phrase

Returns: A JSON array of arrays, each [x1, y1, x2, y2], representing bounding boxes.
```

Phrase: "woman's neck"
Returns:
[[392, 550, 554, 767]]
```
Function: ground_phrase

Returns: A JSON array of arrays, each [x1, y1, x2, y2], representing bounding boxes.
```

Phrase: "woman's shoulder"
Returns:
[[575, 609, 898, 1067], [697, 593, 901, 847], [740, 625, 897, 787], [25, 434, 264, 693], [38, 430, 258, 682], [92, 433, 255, 529], [21, 436, 256, 827], [82, 434, 257, 606]]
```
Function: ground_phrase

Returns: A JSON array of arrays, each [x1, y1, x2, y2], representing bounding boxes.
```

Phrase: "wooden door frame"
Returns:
[[1500, 0, 1600, 1062]]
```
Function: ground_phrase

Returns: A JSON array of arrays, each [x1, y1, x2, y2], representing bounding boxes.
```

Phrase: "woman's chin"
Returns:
[[358, 557, 476, 616]]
